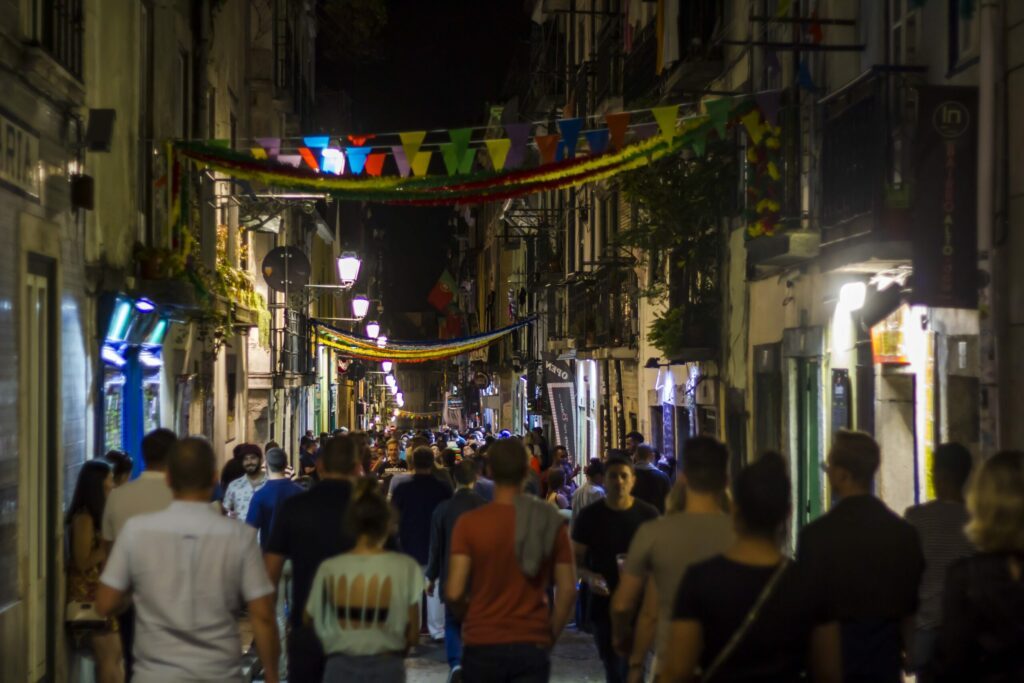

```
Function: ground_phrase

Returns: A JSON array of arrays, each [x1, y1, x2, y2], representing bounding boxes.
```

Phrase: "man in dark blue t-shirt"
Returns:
[[391, 445, 452, 640], [246, 448, 302, 549]]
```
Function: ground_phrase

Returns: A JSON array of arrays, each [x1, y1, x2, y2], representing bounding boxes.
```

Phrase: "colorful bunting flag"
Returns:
[[449, 128, 472, 159], [255, 137, 280, 158], [505, 122, 531, 168], [277, 154, 302, 168], [428, 270, 457, 312], [807, 10, 824, 44], [458, 148, 476, 174], [399, 131, 427, 167], [705, 98, 733, 138], [755, 90, 782, 127], [690, 130, 708, 157], [484, 138, 512, 171], [365, 153, 387, 177], [584, 128, 610, 155], [321, 147, 345, 174], [298, 147, 320, 172], [250, 147, 268, 160], [798, 59, 817, 92], [440, 142, 461, 176], [345, 147, 371, 175], [347, 134, 375, 146], [390, 146, 411, 177], [633, 122, 659, 141], [535, 134, 560, 164], [651, 104, 680, 142], [605, 112, 631, 150], [556, 117, 584, 158], [303, 136, 330, 148], [740, 110, 766, 145], [411, 150, 432, 177]]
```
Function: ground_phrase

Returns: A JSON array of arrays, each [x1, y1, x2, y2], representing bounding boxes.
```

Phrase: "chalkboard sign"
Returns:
[[548, 384, 578, 464], [662, 402, 675, 461], [831, 369, 851, 439]]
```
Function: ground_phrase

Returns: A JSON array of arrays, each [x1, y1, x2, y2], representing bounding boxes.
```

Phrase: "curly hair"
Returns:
[[966, 450, 1024, 553]]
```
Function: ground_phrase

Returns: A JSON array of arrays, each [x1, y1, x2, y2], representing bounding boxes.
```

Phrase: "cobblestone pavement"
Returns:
[[407, 627, 607, 682]]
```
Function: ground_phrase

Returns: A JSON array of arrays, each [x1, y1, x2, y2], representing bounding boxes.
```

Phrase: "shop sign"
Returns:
[[871, 305, 910, 365], [0, 108, 40, 199], [912, 87, 978, 308], [544, 358, 577, 463]]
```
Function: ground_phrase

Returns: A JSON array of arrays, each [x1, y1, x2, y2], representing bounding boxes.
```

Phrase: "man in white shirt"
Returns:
[[97, 436, 280, 683], [223, 446, 267, 520], [100, 427, 177, 680]]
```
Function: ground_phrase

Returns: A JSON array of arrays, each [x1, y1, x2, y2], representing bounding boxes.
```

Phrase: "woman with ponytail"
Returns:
[[305, 478, 423, 681]]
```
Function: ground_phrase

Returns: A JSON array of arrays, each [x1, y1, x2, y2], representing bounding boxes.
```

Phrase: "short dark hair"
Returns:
[[412, 446, 434, 470], [265, 448, 288, 473], [442, 449, 458, 469], [626, 431, 645, 443], [489, 439, 529, 485], [168, 437, 217, 492], [585, 458, 605, 479], [733, 451, 791, 538], [547, 468, 565, 491], [605, 454, 633, 472], [319, 435, 360, 475], [636, 444, 657, 462], [264, 441, 280, 453], [347, 478, 393, 542], [453, 460, 478, 487], [681, 437, 729, 492], [830, 430, 880, 486], [934, 442, 973, 491], [141, 428, 177, 468], [103, 450, 133, 480]]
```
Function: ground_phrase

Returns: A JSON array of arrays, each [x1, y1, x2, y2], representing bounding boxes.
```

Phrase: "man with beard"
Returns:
[[224, 445, 267, 521]]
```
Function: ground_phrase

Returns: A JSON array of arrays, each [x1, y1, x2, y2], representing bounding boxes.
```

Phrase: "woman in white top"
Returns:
[[306, 478, 423, 682]]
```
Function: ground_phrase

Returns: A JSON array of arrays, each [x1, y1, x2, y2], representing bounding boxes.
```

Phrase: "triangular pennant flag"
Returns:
[[250, 147, 268, 160], [535, 134, 559, 164], [345, 147, 371, 175], [440, 142, 461, 176], [766, 48, 781, 74], [209, 139, 231, 148], [556, 117, 585, 158], [365, 153, 387, 177], [458, 148, 476, 174], [633, 122, 659, 141], [605, 112, 631, 150], [584, 128, 610, 155], [399, 131, 427, 167], [303, 136, 330, 148], [650, 104, 680, 141], [321, 148, 346, 174], [807, 10, 824, 44], [449, 128, 472, 159], [255, 137, 280, 158], [347, 134, 375, 146], [740, 110, 766, 145], [555, 140, 567, 162], [798, 59, 817, 92], [298, 147, 320, 172], [705, 98, 733, 138], [411, 150, 432, 177], [391, 146, 411, 177], [504, 123, 531, 168], [690, 129, 709, 157], [277, 154, 302, 168], [484, 138, 511, 171], [755, 90, 782, 127]]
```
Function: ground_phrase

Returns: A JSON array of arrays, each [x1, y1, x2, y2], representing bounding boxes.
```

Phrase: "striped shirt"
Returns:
[[903, 500, 974, 628]]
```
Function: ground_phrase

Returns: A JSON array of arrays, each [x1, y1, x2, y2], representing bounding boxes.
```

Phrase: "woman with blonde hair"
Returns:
[[934, 450, 1024, 682]]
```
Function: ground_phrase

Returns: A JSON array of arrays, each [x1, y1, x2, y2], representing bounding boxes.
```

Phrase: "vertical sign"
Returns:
[[831, 369, 851, 440], [545, 359, 577, 464], [0, 109, 40, 199], [912, 86, 978, 308], [662, 402, 675, 461]]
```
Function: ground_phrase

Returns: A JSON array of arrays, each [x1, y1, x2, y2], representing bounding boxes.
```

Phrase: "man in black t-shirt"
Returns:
[[264, 436, 360, 683], [632, 443, 671, 513], [573, 455, 659, 683]]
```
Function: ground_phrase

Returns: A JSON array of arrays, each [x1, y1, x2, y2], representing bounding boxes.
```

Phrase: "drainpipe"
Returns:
[[977, 0, 1000, 455]]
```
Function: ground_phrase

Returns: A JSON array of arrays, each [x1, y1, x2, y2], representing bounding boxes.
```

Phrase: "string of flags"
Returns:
[[171, 93, 786, 235], [312, 317, 535, 363]]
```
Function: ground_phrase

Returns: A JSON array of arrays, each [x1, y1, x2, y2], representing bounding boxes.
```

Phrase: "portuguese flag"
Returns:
[[427, 270, 457, 312]]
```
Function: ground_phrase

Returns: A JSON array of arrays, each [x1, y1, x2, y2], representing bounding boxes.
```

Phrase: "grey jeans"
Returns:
[[323, 652, 405, 683]]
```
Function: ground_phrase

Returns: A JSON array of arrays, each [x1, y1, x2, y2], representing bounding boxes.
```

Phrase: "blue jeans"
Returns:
[[445, 605, 463, 669], [462, 643, 551, 683]]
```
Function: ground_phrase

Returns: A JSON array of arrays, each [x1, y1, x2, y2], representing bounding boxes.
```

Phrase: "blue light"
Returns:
[[146, 318, 168, 345], [101, 344, 126, 368], [107, 300, 133, 342], [303, 136, 331, 148], [135, 298, 156, 313]]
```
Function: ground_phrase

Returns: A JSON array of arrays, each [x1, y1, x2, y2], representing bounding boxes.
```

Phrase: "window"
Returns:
[[890, 0, 921, 66], [949, 0, 979, 70], [24, 0, 83, 78]]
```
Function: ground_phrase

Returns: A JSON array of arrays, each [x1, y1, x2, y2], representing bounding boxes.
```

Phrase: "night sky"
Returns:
[[325, 0, 532, 314]]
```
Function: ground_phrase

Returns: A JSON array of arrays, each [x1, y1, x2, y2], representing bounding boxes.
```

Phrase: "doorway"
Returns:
[[23, 254, 57, 682], [794, 358, 823, 527]]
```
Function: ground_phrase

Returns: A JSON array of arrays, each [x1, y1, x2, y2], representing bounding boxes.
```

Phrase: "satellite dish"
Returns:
[[345, 360, 367, 381], [261, 246, 311, 293]]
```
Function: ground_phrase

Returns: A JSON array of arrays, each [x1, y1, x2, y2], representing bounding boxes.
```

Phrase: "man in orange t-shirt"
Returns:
[[447, 439, 577, 682]]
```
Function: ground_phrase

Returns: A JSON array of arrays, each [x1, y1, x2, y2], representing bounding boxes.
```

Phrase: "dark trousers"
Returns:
[[287, 623, 326, 683], [117, 607, 135, 681], [841, 620, 903, 683], [592, 613, 629, 683], [462, 643, 551, 683], [445, 604, 463, 669]]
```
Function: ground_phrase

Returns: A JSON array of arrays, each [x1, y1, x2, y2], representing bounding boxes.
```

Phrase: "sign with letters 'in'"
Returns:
[[0, 109, 40, 199], [912, 87, 978, 309]]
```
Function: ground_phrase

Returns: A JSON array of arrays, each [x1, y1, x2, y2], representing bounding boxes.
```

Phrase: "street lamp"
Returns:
[[336, 251, 362, 288], [381, 360, 393, 374], [351, 294, 370, 319], [365, 320, 381, 339]]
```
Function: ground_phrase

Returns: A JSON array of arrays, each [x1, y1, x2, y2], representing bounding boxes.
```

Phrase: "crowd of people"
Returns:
[[64, 423, 1024, 682]]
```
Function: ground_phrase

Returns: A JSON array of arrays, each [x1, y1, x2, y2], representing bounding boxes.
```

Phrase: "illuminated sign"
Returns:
[[0, 109, 40, 199]]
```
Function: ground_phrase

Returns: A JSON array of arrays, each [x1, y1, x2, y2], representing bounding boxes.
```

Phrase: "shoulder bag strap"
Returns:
[[702, 558, 790, 682]]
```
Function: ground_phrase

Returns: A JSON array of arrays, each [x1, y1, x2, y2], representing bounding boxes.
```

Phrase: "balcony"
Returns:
[[661, 0, 725, 98], [524, 20, 567, 115], [819, 66, 926, 253], [623, 21, 658, 105], [594, 18, 623, 107], [566, 268, 638, 351]]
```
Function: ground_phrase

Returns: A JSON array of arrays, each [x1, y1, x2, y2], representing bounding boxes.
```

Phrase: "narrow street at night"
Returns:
[[2, 0, 1024, 682]]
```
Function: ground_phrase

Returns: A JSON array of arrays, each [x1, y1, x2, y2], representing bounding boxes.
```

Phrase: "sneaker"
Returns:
[[447, 665, 463, 683]]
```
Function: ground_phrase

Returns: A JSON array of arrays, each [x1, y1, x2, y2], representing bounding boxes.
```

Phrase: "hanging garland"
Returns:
[[313, 317, 535, 363]]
